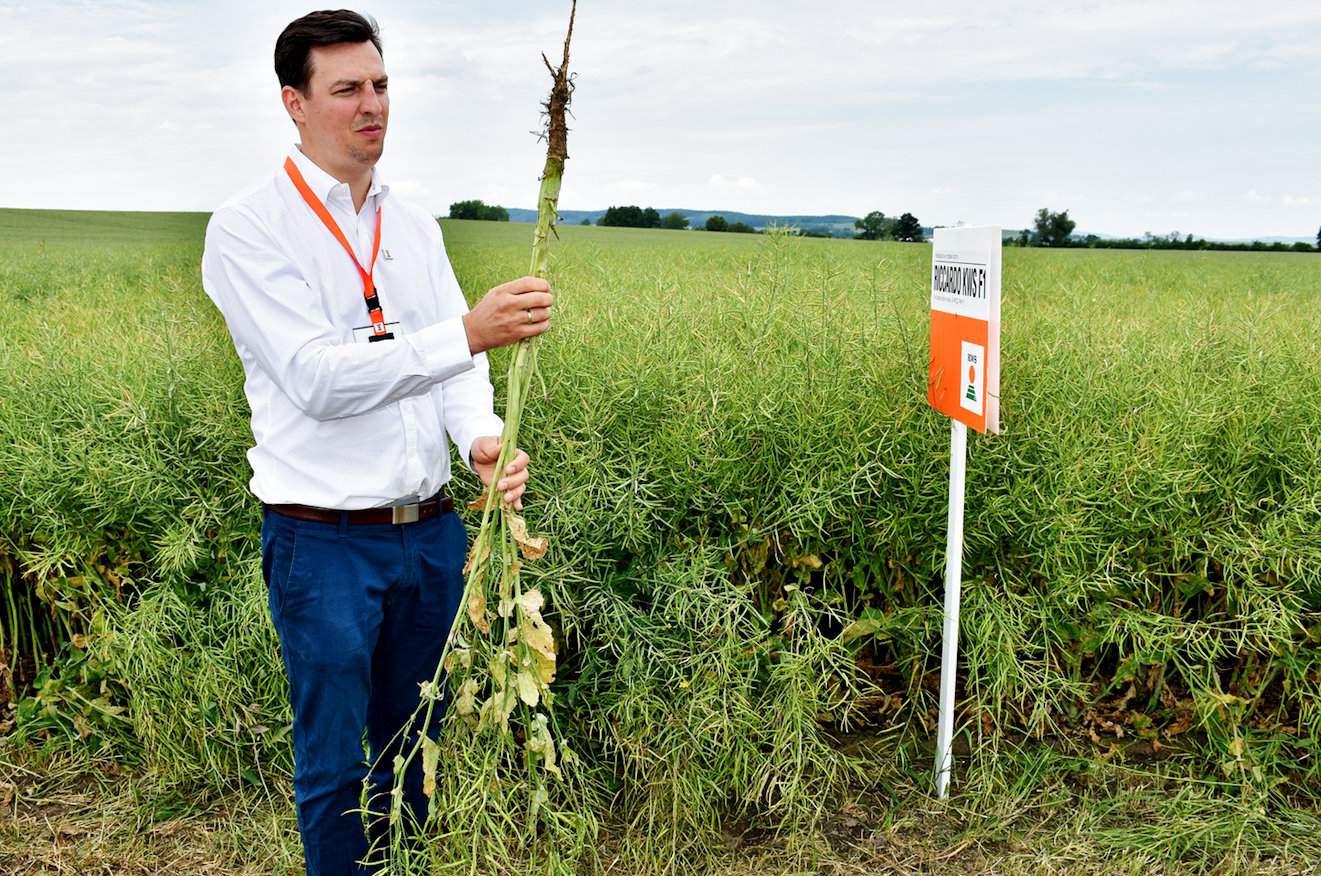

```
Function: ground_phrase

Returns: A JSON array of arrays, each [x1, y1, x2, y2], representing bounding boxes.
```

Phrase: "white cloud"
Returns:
[[389, 178, 423, 197], [1173, 42, 1237, 67], [1123, 80, 1171, 92], [709, 174, 760, 191], [613, 179, 658, 194], [1, 0, 1319, 239]]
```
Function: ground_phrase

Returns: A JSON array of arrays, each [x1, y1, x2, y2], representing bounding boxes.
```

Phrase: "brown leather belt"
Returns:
[[266, 490, 454, 525]]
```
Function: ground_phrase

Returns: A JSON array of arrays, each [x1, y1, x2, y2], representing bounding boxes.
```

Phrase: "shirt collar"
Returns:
[[288, 143, 391, 209]]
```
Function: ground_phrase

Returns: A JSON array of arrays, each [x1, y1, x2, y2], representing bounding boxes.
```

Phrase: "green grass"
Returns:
[[0, 207, 209, 244], [4, 738, 1319, 874], [1, 210, 1319, 873]]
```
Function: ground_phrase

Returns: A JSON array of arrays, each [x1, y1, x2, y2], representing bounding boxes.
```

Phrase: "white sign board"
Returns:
[[928, 226, 1001, 433]]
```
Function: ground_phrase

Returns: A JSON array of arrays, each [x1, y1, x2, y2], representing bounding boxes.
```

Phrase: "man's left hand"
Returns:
[[470, 436, 531, 511]]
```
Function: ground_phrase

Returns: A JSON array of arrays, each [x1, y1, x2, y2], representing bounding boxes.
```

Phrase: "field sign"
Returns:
[[928, 226, 1001, 434], [928, 225, 1002, 801]]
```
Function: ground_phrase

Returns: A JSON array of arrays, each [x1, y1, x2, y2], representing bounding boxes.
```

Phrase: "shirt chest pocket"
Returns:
[[360, 257, 430, 333], [311, 265, 417, 344], [295, 221, 433, 342]]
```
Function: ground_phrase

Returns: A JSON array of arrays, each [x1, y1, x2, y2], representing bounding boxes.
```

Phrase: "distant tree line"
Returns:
[[1011, 208, 1319, 253], [448, 200, 509, 222], [593, 206, 765, 233], [854, 211, 924, 242], [703, 215, 756, 233], [456, 201, 1318, 252], [599, 205, 660, 227], [596, 205, 690, 229], [1064, 234, 1319, 253]]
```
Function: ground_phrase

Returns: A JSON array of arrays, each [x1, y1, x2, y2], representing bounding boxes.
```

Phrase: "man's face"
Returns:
[[284, 40, 389, 174]]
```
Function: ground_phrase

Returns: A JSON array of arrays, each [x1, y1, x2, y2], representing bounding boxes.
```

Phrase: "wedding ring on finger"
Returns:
[[526, 308, 534, 323]]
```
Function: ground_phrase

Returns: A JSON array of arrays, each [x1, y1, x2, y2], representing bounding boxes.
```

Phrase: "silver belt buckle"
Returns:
[[391, 502, 420, 524]]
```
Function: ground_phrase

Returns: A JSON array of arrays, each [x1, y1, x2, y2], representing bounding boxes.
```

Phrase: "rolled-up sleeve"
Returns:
[[201, 205, 477, 422]]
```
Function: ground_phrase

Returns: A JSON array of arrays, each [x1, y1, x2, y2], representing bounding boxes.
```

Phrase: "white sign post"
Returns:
[[926, 226, 1001, 799], [934, 418, 967, 800]]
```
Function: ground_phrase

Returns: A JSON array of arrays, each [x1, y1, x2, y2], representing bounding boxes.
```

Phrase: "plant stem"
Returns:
[[379, 2, 577, 846]]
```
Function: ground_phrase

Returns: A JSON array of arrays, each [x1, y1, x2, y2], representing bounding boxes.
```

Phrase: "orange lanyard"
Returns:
[[283, 156, 393, 341]]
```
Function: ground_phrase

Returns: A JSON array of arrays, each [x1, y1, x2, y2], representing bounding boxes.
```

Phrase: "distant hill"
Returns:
[[1214, 235, 1314, 245], [504, 207, 863, 237], [1002, 227, 1316, 246]]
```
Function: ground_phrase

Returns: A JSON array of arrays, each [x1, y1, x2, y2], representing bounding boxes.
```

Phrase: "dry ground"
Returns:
[[3, 743, 1316, 876]]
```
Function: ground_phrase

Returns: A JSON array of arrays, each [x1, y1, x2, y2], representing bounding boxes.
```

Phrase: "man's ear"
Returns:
[[281, 85, 307, 126]]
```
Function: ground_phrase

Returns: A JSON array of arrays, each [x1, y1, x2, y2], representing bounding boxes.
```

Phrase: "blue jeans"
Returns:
[[260, 501, 466, 876]]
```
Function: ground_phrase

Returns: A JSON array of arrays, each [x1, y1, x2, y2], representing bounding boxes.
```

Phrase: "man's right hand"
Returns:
[[461, 277, 553, 355]]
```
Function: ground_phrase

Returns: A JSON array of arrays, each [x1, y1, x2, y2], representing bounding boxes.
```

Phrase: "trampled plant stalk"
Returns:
[[370, 3, 581, 870]]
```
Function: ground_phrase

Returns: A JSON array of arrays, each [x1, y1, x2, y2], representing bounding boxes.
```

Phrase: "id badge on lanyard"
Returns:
[[284, 156, 396, 342], [352, 321, 403, 344]]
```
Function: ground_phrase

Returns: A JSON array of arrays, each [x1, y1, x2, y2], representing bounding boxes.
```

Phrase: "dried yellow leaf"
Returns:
[[523, 621, 555, 660], [467, 588, 490, 635], [455, 678, 479, 718], [489, 652, 508, 688], [517, 670, 540, 707], [516, 589, 557, 659], [499, 685, 518, 732], [477, 693, 496, 732], [527, 715, 562, 780], [533, 648, 556, 685], [421, 736, 439, 799], [477, 686, 517, 735], [518, 588, 545, 616], [443, 648, 473, 672], [508, 514, 548, 560], [462, 538, 490, 575]]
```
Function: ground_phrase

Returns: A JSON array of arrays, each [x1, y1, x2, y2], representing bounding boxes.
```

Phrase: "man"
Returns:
[[200, 10, 551, 874]]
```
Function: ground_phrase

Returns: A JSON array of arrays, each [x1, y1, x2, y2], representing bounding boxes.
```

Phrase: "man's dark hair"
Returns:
[[275, 10, 382, 94]]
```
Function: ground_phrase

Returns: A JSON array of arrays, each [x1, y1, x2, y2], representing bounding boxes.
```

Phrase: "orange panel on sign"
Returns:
[[928, 310, 989, 432]]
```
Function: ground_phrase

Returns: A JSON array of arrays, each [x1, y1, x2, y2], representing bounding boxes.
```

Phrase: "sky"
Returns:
[[3, 0, 1320, 240]]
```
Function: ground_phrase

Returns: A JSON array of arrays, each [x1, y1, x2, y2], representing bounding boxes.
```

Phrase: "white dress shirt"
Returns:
[[201, 144, 503, 509]]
